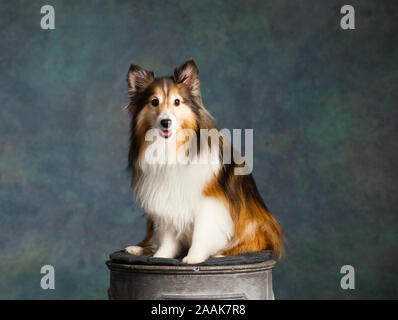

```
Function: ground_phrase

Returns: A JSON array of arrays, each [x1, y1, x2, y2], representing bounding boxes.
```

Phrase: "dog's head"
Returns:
[[127, 59, 206, 141], [126, 60, 217, 169]]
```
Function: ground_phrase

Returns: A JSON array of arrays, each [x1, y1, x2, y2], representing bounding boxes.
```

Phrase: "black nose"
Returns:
[[160, 119, 172, 128]]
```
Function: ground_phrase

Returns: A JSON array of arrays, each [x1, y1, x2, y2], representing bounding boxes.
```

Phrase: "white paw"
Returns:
[[125, 246, 143, 256], [153, 250, 176, 259], [182, 254, 207, 264]]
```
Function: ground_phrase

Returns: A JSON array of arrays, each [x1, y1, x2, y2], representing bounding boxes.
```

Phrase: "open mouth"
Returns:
[[160, 129, 172, 139]]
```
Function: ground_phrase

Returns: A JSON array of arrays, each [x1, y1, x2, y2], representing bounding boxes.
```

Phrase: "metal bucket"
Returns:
[[106, 252, 276, 300]]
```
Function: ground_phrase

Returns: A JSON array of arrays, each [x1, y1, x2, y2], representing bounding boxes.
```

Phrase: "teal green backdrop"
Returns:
[[0, 0, 397, 299]]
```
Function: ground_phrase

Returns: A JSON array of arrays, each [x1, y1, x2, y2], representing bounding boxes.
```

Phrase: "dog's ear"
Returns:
[[174, 59, 200, 97], [127, 63, 154, 93]]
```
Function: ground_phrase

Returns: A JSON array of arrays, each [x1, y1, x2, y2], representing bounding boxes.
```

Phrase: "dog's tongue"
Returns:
[[162, 130, 171, 137]]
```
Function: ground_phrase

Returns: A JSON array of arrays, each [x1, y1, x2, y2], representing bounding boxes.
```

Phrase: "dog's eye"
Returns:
[[174, 99, 180, 106], [151, 98, 159, 107]]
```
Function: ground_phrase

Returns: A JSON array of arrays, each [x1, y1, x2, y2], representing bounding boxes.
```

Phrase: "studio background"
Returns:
[[0, 0, 397, 299]]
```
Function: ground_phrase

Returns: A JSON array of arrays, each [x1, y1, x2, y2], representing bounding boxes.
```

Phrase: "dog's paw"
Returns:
[[182, 254, 207, 264], [125, 245, 144, 256]]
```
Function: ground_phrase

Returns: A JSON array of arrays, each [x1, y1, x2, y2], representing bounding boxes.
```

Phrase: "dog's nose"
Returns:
[[160, 119, 172, 128]]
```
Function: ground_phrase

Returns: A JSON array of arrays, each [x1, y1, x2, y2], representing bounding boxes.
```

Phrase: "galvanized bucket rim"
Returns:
[[106, 259, 276, 275]]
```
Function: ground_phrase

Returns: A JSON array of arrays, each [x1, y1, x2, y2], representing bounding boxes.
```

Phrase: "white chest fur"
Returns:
[[134, 159, 220, 234]]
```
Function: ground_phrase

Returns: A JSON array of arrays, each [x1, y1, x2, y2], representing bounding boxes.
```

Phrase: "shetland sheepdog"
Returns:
[[124, 59, 283, 264]]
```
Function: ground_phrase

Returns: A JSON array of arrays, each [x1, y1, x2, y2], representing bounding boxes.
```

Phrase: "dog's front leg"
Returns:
[[183, 197, 234, 264], [125, 217, 153, 256], [153, 225, 181, 259]]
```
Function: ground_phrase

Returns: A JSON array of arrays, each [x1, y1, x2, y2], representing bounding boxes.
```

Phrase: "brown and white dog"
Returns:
[[124, 59, 283, 264]]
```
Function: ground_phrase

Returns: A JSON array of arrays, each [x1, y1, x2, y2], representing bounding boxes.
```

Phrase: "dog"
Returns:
[[124, 59, 283, 264]]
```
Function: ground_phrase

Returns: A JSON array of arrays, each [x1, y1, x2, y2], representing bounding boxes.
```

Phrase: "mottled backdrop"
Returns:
[[0, 0, 397, 299]]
